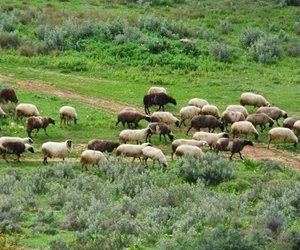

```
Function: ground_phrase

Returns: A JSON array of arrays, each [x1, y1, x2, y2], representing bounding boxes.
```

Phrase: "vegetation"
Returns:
[[0, 0, 299, 248]]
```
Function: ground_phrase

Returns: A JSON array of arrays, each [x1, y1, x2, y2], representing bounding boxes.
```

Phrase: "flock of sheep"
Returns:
[[0, 86, 299, 169]]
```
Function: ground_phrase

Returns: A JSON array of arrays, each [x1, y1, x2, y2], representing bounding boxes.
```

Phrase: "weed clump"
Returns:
[[210, 42, 234, 62], [240, 27, 265, 49]]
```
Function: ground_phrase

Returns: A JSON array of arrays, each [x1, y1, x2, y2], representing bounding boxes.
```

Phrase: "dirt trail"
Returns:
[[0, 72, 299, 170], [0, 74, 141, 114]]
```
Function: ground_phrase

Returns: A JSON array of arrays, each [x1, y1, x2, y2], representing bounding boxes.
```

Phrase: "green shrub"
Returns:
[[210, 42, 234, 62], [0, 30, 19, 49], [220, 18, 232, 34], [287, 42, 300, 57], [294, 22, 300, 35], [278, 0, 300, 6], [197, 27, 218, 41], [250, 36, 283, 64], [19, 41, 46, 57], [240, 27, 265, 48], [148, 39, 171, 54], [49, 237, 69, 250], [278, 29, 289, 42], [280, 231, 300, 250], [176, 153, 235, 185], [0, 9, 18, 32]]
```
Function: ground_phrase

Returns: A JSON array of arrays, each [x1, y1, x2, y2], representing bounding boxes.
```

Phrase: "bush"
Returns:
[[176, 153, 234, 185], [287, 42, 300, 57], [0, 30, 19, 49], [0, 9, 17, 32], [49, 237, 69, 250], [278, 0, 300, 6], [294, 22, 300, 35], [240, 27, 265, 48], [280, 231, 300, 250], [197, 27, 218, 41], [220, 19, 232, 34], [148, 39, 171, 54], [278, 29, 289, 42], [19, 41, 46, 57], [210, 42, 234, 62], [250, 36, 283, 64]]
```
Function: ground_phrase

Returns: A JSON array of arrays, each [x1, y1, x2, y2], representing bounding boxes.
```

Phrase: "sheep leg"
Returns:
[[43, 128, 48, 135], [132, 157, 136, 163], [229, 152, 234, 160], [144, 157, 148, 166], [268, 139, 272, 149], [27, 129, 32, 138], [163, 134, 167, 142], [171, 152, 174, 160], [152, 160, 155, 167], [238, 152, 243, 160], [115, 121, 120, 127], [138, 157, 142, 163], [16, 153, 21, 162], [3, 154, 8, 163], [276, 120, 280, 126], [35, 128, 40, 136], [186, 126, 193, 135], [134, 122, 138, 129]]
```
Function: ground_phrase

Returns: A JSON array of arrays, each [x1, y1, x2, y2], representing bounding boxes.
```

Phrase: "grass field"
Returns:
[[1, 0, 300, 249]]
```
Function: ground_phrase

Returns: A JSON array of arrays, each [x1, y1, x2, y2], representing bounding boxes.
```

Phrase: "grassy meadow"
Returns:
[[0, 0, 300, 249]]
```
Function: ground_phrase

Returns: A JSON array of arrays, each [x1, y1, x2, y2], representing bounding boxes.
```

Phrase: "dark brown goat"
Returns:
[[146, 122, 174, 143], [87, 139, 120, 153], [186, 115, 224, 135], [26, 116, 55, 138], [116, 111, 150, 128], [0, 88, 18, 104], [215, 138, 253, 160], [0, 141, 34, 162], [143, 93, 177, 115]]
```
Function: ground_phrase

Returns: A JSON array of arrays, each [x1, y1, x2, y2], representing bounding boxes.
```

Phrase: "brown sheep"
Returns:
[[87, 139, 120, 153], [186, 115, 224, 135], [0, 88, 18, 104], [283, 117, 300, 129], [26, 116, 55, 138], [146, 122, 174, 143], [116, 110, 150, 128], [257, 107, 288, 126], [246, 113, 274, 132]]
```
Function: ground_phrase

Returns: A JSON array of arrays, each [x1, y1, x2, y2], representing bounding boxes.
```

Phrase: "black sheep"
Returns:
[[0, 141, 34, 162], [87, 139, 120, 153], [146, 123, 174, 143], [143, 93, 177, 115], [215, 138, 253, 160], [115, 111, 151, 128], [0, 88, 18, 104]]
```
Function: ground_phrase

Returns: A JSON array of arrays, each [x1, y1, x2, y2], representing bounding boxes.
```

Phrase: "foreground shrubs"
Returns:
[[240, 28, 265, 49], [210, 42, 234, 63], [176, 153, 235, 185]]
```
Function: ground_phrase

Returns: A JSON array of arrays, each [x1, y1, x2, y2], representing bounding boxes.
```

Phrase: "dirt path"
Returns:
[[0, 72, 299, 170], [0, 74, 141, 114]]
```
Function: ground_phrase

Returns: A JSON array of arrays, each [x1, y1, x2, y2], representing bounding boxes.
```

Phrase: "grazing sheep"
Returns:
[[215, 138, 253, 160], [0, 136, 33, 144], [231, 121, 259, 139], [146, 122, 174, 143], [246, 113, 274, 132], [268, 128, 298, 149], [171, 139, 209, 160], [293, 121, 300, 135], [221, 111, 245, 130], [116, 142, 151, 163], [186, 115, 224, 135], [201, 104, 220, 118], [41, 139, 72, 164], [143, 93, 176, 115], [0, 106, 6, 118], [116, 110, 151, 128], [142, 146, 168, 168], [150, 111, 180, 127], [87, 139, 120, 153], [119, 128, 149, 144], [283, 117, 300, 129], [80, 150, 107, 170], [175, 145, 203, 159], [192, 132, 229, 149], [26, 116, 55, 138], [0, 141, 34, 162], [257, 107, 288, 126], [147, 86, 167, 95], [59, 106, 77, 126], [240, 92, 270, 108], [188, 98, 209, 109], [16, 103, 39, 119], [225, 105, 249, 117], [0, 88, 18, 104], [179, 106, 201, 127]]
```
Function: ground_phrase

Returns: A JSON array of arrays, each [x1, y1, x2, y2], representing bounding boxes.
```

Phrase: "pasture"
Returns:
[[0, 0, 300, 249]]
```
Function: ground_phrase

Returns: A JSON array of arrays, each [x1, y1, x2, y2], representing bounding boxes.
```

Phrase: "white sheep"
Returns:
[[147, 86, 167, 95], [59, 106, 78, 127], [171, 139, 209, 160], [119, 128, 149, 144], [293, 120, 300, 135], [179, 106, 201, 127], [240, 92, 270, 108], [201, 104, 220, 118], [142, 146, 168, 168], [231, 121, 259, 140], [0, 136, 33, 144], [268, 127, 298, 149], [150, 111, 180, 127], [175, 145, 204, 159], [80, 149, 107, 170], [221, 110, 245, 130], [188, 98, 209, 109], [41, 139, 73, 164], [15, 103, 39, 119], [192, 132, 229, 149], [116, 142, 151, 163], [225, 105, 248, 117], [0, 106, 6, 118]]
